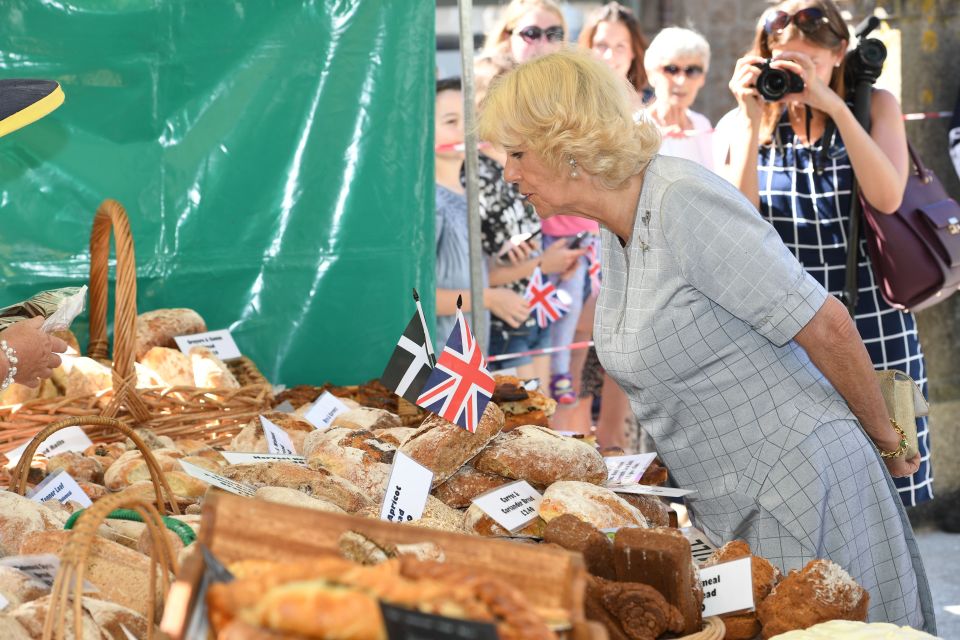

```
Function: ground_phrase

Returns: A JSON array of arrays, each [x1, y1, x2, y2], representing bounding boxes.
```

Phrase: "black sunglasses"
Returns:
[[763, 8, 830, 34], [514, 25, 565, 43], [661, 64, 705, 78]]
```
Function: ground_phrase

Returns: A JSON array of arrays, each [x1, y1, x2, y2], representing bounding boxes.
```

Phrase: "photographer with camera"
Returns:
[[715, 0, 933, 509]]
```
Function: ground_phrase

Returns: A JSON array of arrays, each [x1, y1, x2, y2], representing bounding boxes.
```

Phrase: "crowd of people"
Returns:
[[434, 0, 933, 519]]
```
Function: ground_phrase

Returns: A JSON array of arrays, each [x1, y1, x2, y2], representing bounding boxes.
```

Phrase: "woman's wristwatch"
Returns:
[[878, 419, 908, 459]]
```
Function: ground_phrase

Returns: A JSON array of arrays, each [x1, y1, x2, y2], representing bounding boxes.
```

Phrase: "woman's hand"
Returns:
[[884, 452, 921, 478], [0, 317, 68, 388], [540, 238, 587, 275], [498, 239, 537, 266], [484, 288, 531, 329], [770, 51, 846, 118], [728, 54, 767, 127]]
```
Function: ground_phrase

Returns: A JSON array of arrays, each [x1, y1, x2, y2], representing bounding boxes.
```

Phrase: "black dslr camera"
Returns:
[[754, 60, 805, 101]]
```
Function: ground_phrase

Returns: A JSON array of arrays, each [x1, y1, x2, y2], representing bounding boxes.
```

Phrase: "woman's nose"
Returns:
[[503, 157, 520, 183]]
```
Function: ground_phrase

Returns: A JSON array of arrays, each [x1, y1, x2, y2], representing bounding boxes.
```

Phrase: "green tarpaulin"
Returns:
[[0, 0, 435, 386]]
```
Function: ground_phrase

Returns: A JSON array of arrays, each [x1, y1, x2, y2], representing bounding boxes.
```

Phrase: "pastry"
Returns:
[[542, 514, 616, 580], [134, 308, 207, 359], [539, 481, 650, 529], [431, 464, 511, 509], [399, 404, 505, 487], [139, 346, 195, 387], [474, 425, 608, 486], [585, 575, 685, 640], [613, 526, 703, 635], [757, 559, 868, 639], [190, 346, 241, 389]]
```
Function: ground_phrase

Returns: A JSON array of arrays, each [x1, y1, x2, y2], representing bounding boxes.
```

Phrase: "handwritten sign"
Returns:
[[179, 460, 256, 497], [611, 484, 696, 498], [471, 481, 542, 532], [380, 602, 499, 640], [303, 392, 350, 430], [4, 425, 93, 469], [174, 329, 241, 360], [260, 416, 296, 455], [220, 452, 307, 465], [682, 527, 719, 565], [605, 453, 657, 486], [0, 554, 97, 592], [27, 470, 92, 508], [699, 557, 754, 617], [380, 452, 434, 523]]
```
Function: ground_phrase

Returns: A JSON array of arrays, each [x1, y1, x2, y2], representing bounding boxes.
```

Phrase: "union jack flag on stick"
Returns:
[[586, 243, 601, 297], [416, 297, 495, 433], [524, 266, 569, 329]]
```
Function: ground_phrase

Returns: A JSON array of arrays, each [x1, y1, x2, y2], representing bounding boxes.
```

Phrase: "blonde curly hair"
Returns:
[[478, 49, 660, 189]]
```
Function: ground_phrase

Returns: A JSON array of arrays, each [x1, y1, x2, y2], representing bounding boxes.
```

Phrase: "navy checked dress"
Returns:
[[757, 113, 932, 506]]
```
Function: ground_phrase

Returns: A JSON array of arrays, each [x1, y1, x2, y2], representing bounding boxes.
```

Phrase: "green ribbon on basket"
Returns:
[[64, 508, 197, 546]]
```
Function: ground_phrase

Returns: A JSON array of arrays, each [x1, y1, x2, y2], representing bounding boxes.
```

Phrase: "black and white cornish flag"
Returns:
[[950, 87, 960, 181], [381, 310, 435, 404]]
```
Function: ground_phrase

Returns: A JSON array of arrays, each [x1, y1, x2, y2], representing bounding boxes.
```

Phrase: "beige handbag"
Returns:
[[875, 370, 928, 459]]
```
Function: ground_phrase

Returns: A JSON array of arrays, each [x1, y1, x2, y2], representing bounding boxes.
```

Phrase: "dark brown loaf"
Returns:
[[133, 308, 207, 360], [474, 425, 607, 486], [431, 464, 511, 508], [618, 493, 671, 528], [542, 514, 616, 580], [399, 404, 505, 487]]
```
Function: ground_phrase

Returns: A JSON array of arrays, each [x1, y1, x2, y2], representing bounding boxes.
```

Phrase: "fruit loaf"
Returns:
[[474, 425, 607, 486]]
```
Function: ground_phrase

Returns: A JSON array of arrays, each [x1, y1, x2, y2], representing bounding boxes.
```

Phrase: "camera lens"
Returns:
[[860, 40, 887, 66], [757, 67, 789, 101]]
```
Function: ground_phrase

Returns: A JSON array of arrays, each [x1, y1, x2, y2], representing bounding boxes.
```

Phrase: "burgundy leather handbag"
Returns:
[[861, 142, 960, 312]]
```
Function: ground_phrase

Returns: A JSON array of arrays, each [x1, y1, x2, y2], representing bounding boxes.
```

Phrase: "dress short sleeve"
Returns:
[[658, 172, 827, 346]]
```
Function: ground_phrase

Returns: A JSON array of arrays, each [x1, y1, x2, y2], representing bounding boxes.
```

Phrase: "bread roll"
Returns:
[[219, 462, 370, 513], [538, 481, 650, 530], [399, 404, 505, 487], [134, 308, 207, 360], [139, 346, 194, 387], [0, 491, 67, 556], [431, 464, 511, 509], [228, 413, 316, 454], [190, 346, 240, 389], [254, 486, 347, 514], [303, 428, 395, 495], [474, 425, 607, 486]]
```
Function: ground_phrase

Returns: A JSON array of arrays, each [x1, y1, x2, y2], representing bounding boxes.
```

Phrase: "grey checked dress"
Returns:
[[594, 155, 935, 632]]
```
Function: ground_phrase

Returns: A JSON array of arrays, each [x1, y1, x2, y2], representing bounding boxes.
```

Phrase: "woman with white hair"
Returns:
[[644, 27, 714, 170]]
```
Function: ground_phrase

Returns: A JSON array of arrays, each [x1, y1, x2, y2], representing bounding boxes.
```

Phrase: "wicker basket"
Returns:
[[0, 199, 273, 454]]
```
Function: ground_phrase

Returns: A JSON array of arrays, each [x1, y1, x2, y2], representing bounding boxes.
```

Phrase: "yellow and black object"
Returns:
[[0, 78, 64, 138]]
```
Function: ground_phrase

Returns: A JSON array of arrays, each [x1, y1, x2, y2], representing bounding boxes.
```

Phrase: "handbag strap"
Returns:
[[907, 141, 932, 183]]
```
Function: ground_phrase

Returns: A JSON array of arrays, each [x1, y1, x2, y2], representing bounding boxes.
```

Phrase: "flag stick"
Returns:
[[413, 288, 437, 367]]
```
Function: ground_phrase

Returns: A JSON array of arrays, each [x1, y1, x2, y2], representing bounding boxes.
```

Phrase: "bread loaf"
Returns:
[[539, 481, 650, 530], [9, 595, 149, 640], [0, 566, 49, 608], [303, 428, 395, 495], [542, 514, 615, 580], [139, 346, 194, 387], [618, 493, 672, 528], [134, 308, 207, 359], [474, 425, 607, 486], [0, 491, 67, 556], [254, 486, 347, 514], [46, 451, 104, 484], [0, 617, 30, 639], [372, 427, 417, 447], [190, 346, 241, 389], [229, 413, 316, 454], [431, 464, 511, 509], [219, 462, 370, 512], [407, 496, 467, 533], [399, 404, 505, 487], [331, 407, 403, 432], [82, 442, 126, 472], [63, 356, 112, 397]]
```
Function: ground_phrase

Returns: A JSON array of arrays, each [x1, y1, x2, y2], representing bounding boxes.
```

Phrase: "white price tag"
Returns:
[[179, 460, 256, 497], [260, 416, 297, 455], [4, 425, 94, 469], [174, 329, 241, 360], [379, 451, 434, 523], [303, 392, 350, 430], [220, 452, 307, 465], [605, 453, 657, 486], [699, 557, 754, 617], [27, 470, 92, 508], [472, 481, 542, 532], [0, 554, 97, 592], [611, 484, 696, 498]]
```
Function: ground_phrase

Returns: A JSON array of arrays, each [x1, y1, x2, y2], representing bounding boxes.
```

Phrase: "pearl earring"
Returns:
[[569, 157, 579, 178]]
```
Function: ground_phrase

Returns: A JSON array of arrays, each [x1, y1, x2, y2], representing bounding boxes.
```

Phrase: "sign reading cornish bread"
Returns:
[[174, 329, 241, 360], [380, 451, 433, 523], [471, 480, 542, 533]]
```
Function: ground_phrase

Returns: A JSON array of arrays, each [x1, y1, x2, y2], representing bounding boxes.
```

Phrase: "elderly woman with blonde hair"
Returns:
[[479, 49, 934, 632]]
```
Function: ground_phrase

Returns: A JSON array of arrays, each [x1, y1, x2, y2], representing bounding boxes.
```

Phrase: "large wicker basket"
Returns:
[[0, 199, 273, 454]]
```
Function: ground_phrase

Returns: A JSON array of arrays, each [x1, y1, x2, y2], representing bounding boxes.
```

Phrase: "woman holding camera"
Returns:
[[717, 0, 932, 507]]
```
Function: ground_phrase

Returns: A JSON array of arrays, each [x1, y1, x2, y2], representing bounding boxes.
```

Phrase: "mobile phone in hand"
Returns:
[[568, 230, 590, 249]]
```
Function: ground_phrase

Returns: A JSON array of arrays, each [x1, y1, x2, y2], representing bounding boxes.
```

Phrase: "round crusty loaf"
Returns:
[[431, 464, 511, 509], [618, 493, 672, 528], [399, 404, 505, 487], [538, 481, 650, 530], [303, 428, 395, 496], [228, 412, 316, 454], [134, 308, 207, 360], [0, 491, 68, 556], [190, 346, 241, 389], [331, 407, 403, 432], [474, 425, 607, 486], [373, 427, 418, 447], [46, 451, 104, 484], [139, 346, 194, 387]]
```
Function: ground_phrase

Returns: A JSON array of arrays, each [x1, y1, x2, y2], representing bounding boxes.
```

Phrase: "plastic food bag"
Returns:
[[0, 286, 87, 332]]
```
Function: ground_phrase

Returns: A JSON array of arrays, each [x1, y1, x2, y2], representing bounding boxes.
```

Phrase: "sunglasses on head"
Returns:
[[763, 7, 830, 34], [661, 64, 704, 78], [514, 25, 564, 43]]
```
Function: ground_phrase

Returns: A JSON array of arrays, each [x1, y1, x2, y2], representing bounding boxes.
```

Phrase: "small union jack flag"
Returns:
[[524, 266, 569, 328], [416, 309, 495, 433], [586, 243, 601, 297]]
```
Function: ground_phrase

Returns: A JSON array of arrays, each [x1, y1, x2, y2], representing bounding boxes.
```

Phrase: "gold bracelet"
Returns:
[[878, 419, 908, 459]]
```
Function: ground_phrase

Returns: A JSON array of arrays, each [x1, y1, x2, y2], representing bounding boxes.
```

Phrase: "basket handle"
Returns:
[[8, 415, 181, 515], [88, 199, 150, 421], [41, 488, 179, 640]]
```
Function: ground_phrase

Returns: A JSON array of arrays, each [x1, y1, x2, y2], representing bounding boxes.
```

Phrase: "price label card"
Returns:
[[174, 329, 241, 360], [471, 481, 542, 533], [699, 556, 754, 617], [611, 484, 697, 498], [682, 527, 719, 566], [179, 460, 256, 497], [220, 452, 307, 466], [303, 391, 350, 430], [605, 453, 657, 486], [4, 425, 94, 469], [0, 554, 97, 592], [27, 470, 92, 508], [380, 452, 434, 523], [380, 602, 499, 640], [260, 416, 296, 455]]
